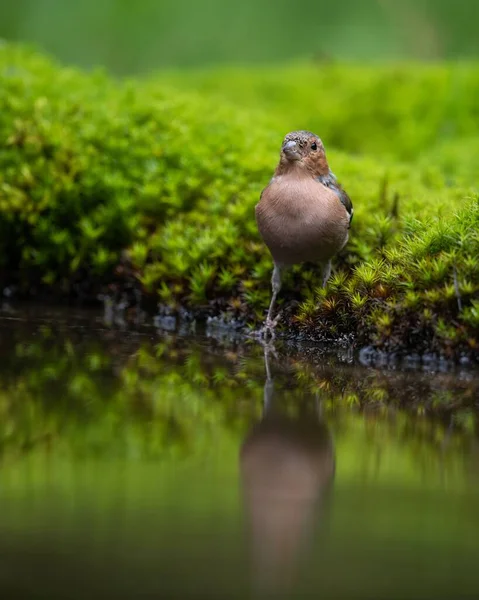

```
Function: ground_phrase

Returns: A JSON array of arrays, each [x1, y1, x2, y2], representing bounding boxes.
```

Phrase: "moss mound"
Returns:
[[0, 45, 478, 358]]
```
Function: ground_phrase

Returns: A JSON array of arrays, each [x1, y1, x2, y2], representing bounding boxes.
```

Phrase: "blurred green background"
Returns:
[[0, 0, 477, 74]]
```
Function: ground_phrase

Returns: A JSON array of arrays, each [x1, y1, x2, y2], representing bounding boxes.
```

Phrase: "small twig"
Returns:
[[390, 192, 400, 220], [453, 263, 462, 312], [379, 176, 388, 207]]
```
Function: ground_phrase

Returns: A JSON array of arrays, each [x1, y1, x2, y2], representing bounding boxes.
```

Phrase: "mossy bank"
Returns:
[[1, 45, 478, 360]]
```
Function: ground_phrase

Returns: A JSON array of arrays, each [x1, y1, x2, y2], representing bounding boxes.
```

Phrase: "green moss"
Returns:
[[1, 45, 479, 357], [164, 62, 479, 165]]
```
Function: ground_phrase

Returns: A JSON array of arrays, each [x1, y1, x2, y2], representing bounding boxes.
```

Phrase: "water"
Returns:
[[1, 304, 479, 599]]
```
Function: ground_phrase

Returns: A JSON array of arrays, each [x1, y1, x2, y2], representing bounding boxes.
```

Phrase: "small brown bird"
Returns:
[[255, 130, 353, 336]]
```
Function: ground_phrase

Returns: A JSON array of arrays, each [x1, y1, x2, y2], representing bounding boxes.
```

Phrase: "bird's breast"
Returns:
[[255, 176, 349, 265]]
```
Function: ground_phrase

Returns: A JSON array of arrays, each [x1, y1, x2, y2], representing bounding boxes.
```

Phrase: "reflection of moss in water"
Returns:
[[0, 46, 479, 356], [0, 323, 478, 488]]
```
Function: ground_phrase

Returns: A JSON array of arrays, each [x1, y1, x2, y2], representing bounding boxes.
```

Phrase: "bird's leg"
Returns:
[[266, 263, 282, 324], [262, 263, 282, 339], [321, 260, 332, 288]]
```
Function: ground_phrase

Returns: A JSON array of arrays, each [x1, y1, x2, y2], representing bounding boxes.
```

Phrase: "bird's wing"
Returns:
[[316, 172, 353, 228]]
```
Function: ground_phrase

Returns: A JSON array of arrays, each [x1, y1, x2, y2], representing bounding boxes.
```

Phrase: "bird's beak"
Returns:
[[282, 140, 301, 161]]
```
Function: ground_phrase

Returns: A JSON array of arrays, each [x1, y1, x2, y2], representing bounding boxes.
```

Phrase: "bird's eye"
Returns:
[[311, 142, 318, 151]]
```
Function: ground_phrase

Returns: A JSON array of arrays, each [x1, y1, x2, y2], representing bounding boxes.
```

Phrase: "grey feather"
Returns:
[[317, 172, 353, 227]]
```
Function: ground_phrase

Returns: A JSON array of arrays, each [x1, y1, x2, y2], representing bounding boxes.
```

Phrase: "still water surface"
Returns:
[[0, 304, 478, 599]]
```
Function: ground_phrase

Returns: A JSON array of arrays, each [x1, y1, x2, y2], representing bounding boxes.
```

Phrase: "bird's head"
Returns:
[[276, 130, 329, 177]]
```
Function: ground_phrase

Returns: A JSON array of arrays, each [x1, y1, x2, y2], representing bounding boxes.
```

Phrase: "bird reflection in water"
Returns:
[[240, 345, 335, 598]]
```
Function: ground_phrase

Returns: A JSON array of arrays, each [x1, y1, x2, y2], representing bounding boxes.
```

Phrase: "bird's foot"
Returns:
[[250, 311, 282, 342], [260, 319, 277, 341]]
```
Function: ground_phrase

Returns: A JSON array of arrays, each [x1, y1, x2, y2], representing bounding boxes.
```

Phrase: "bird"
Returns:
[[255, 130, 353, 337]]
